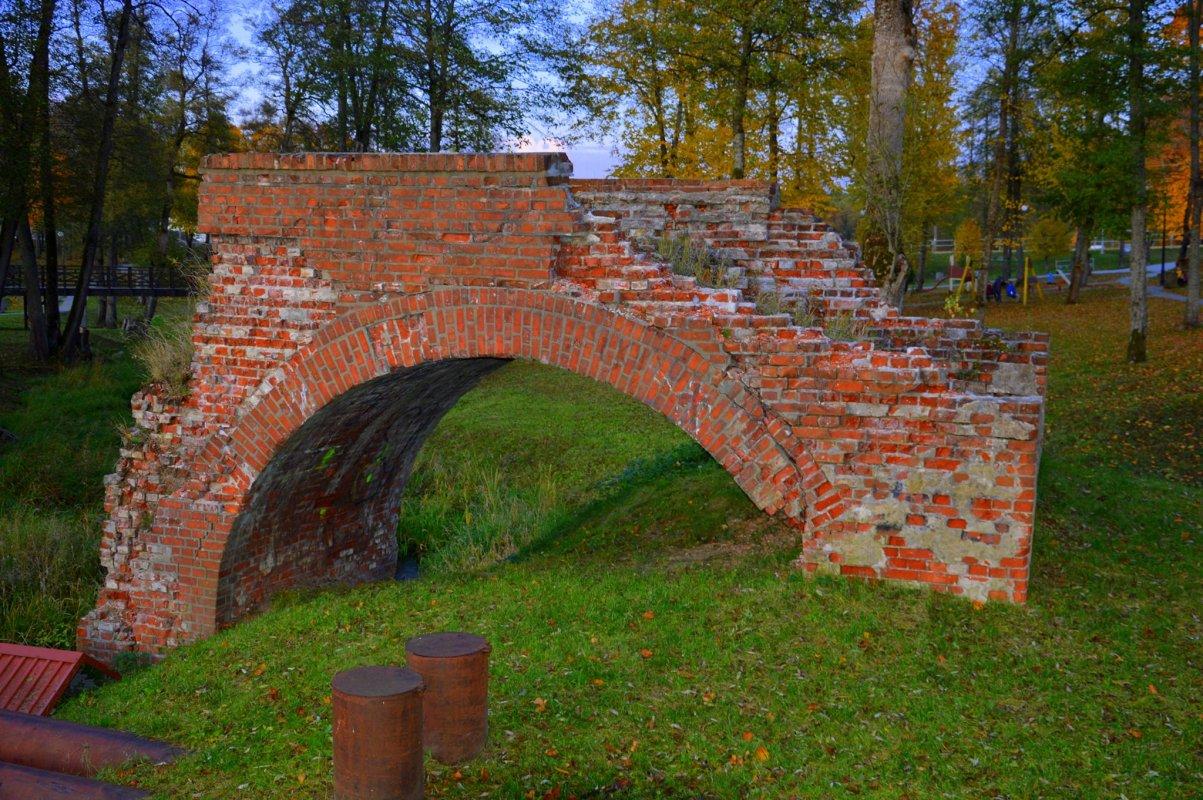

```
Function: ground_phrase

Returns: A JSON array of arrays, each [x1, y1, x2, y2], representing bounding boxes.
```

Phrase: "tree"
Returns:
[[1029, 0, 1129, 305], [13, 0, 55, 360], [963, 0, 1049, 295], [953, 218, 983, 268], [902, 0, 961, 290], [581, 0, 854, 183], [582, 0, 697, 178], [1187, 0, 1200, 327], [60, 0, 135, 359], [252, 0, 567, 153], [257, 0, 323, 151], [1025, 214, 1073, 267], [863, 0, 915, 307], [1126, 0, 1149, 363], [154, 6, 225, 274]]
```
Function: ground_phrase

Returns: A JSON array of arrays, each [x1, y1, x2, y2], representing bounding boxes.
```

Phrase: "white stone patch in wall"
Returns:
[[987, 362, 1039, 397]]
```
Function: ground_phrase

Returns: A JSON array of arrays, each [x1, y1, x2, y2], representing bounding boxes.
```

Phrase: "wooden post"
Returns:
[[405, 632, 491, 764], [332, 666, 425, 800]]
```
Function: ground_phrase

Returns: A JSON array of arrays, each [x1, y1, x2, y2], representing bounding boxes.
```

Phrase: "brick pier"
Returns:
[[80, 153, 1047, 661]]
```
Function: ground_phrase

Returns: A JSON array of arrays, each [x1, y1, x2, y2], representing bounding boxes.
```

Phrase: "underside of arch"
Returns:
[[218, 358, 507, 623]]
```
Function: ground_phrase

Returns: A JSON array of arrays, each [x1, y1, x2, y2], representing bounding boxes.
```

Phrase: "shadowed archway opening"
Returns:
[[217, 358, 509, 623]]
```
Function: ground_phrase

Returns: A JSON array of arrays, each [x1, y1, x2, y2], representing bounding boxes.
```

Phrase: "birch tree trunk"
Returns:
[[866, 0, 916, 308], [1126, 0, 1148, 362]]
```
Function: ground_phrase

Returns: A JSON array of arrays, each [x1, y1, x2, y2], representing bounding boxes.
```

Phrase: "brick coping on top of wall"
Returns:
[[78, 152, 1046, 663]]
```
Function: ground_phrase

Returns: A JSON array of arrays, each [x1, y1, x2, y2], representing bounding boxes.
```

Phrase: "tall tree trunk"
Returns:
[[1187, 0, 1201, 327], [0, 219, 15, 300], [156, 74, 190, 273], [982, 1, 1022, 304], [1067, 221, 1092, 304], [0, 33, 28, 312], [1126, 0, 1148, 362], [730, 25, 753, 179], [916, 227, 929, 291], [100, 230, 118, 328], [866, 0, 916, 308], [1175, 195, 1191, 270], [60, 0, 134, 360], [19, 218, 49, 360], [767, 83, 781, 185], [1002, 69, 1022, 280], [32, 0, 59, 347], [668, 95, 684, 175], [281, 67, 296, 151], [0, 26, 16, 300]]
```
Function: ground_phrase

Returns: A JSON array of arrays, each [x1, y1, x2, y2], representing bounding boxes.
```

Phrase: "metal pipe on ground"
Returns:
[[0, 710, 182, 777], [332, 666, 425, 800], [405, 632, 491, 764], [0, 761, 149, 800]]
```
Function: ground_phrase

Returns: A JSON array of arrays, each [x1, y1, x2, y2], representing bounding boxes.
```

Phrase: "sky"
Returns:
[[223, 2, 621, 178]]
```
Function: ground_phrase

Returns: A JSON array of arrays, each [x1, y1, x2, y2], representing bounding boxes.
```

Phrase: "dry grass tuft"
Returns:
[[132, 321, 194, 396]]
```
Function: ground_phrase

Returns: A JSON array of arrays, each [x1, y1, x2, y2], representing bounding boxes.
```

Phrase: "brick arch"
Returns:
[[80, 155, 1046, 663], [177, 287, 835, 635]]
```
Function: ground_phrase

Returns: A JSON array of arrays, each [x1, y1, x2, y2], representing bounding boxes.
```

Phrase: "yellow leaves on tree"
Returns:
[[953, 219, 984, 267]]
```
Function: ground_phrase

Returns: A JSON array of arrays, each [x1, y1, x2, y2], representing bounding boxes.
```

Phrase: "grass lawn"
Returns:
[[915, 249, 1135, 289], [5, 289, 1200, 797], [1, 301, 146, 647]]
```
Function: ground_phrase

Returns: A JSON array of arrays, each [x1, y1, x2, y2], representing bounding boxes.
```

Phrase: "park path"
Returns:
[[1102, 262, 1187, 302]]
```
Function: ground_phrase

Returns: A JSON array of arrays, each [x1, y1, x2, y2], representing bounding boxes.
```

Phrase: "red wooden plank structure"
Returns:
[[0, 643, 119, 716]]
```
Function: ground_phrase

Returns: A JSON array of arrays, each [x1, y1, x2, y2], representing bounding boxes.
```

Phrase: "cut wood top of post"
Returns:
[[406, 632, 491, 659], [332, 666, 424, 698]]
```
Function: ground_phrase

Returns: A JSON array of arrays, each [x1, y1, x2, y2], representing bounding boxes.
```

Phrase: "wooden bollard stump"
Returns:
[[331, 666, 425, 800], [405, 632, 491, 764]]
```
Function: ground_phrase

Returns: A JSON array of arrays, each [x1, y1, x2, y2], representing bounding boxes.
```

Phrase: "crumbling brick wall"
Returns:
[[80, 153, 1046, 662]]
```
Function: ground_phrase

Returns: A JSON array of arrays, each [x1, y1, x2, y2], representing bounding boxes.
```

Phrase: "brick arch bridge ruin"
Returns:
[[79, 153, 1047, 661]]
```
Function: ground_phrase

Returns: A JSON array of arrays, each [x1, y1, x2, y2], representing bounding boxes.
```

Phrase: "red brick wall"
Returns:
[[79, 153, 1047, 662]]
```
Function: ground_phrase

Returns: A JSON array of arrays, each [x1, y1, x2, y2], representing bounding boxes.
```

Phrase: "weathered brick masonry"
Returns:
[[79, 153, 1047, 661]]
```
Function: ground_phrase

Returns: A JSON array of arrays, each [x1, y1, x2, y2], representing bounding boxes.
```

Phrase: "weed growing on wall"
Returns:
[[654, 235, 738, 289]]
